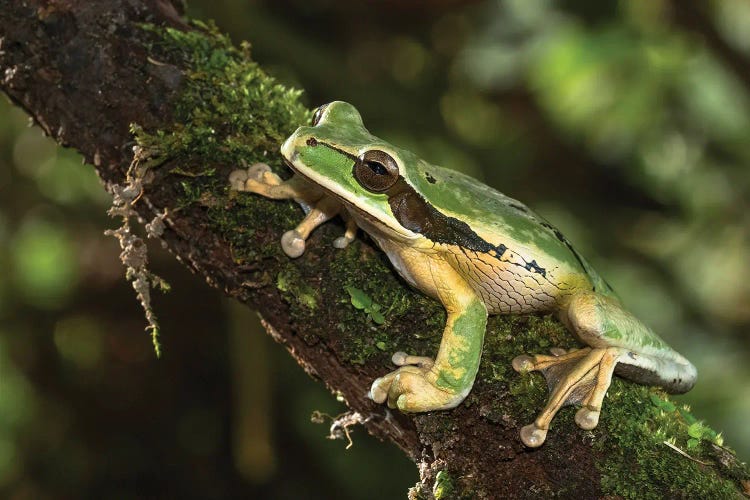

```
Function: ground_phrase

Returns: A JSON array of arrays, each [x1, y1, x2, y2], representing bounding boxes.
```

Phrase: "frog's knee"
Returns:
[[563, 293, 607, 342]]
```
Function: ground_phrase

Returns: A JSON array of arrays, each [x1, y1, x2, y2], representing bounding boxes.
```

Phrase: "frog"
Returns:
[[228, 101, 697, 447]]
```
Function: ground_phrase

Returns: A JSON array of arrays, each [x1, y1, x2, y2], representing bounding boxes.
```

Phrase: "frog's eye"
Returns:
[[354, 150, 399, 193], [311, 105, 327, 126]]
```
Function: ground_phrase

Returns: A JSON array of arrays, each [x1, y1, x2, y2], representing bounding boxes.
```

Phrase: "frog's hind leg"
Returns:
[[512, 292, 696, 448]]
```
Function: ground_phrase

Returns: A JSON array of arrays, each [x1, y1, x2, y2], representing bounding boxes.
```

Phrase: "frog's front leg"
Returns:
[[370, 252, 488, 411], [229, 164, 349, 258]]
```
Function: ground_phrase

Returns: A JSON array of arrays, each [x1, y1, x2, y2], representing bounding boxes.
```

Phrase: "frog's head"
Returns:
[[281, 101, 434, 241]]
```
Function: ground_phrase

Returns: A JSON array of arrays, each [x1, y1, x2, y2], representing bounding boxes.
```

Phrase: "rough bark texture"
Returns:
[[2, 2, 748, 498]]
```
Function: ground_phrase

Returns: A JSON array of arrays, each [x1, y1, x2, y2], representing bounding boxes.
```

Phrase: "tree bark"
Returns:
[[1, 1, 748, 498]]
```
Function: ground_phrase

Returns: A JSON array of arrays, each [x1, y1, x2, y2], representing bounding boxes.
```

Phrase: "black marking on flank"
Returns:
[[540, 222, 566, 243], [524, 259, 547, 278], [509, 203, 529, 213], [386, 178, 496, 252], [425, 172, 437, 184], [385, 179, 558, 286], [306, 137, 318, 147]]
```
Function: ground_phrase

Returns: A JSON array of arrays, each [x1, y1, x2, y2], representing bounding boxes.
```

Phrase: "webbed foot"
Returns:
[[229, 163, 283, 192], [512, 346, 625, 447], [369, 352, 463, 412]]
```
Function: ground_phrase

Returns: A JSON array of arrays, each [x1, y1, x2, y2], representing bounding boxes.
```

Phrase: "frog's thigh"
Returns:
[[370, 251, 488, 411], [567, 293, 697, 394]]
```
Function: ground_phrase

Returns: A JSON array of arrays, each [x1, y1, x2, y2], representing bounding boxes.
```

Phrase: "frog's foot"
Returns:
[[229, 165, 347, 258], [369, 352, 464, 412], [229, 163, 290, 197], [512, 346, 625, 448]]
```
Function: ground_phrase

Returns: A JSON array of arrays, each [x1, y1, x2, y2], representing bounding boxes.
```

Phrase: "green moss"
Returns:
[[138, 20, 309, 167], [325, 244, 428, 365], [594, 383, 744, 499], [432, 470, 455, 499], [277, 264, 317, 310], [134, 20, 310, 265]]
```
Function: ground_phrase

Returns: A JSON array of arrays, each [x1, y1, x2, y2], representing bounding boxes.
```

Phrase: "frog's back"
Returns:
[[399, 154, 616, 302]]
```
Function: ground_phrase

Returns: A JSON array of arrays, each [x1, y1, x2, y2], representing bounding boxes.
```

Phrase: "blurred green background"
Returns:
[[1, 0, 749, 498]]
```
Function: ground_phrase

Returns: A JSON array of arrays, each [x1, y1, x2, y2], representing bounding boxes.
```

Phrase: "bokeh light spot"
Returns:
[[11, 216, 79, 309], [53, 314, 104, 369]]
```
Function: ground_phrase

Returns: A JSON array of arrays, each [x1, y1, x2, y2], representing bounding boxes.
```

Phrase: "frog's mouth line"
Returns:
[[282, 155, 350, 201]]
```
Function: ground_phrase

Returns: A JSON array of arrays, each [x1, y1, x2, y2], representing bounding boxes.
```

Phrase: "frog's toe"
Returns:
[[370, 353, 436, 405], [575, 406, 600, 430], [395, 390, 433, 413], [387, 369, 459, 412], [281, 229, 306, 258], [520, 423, 548, 448], [370, 363, 461, 412], [369, 370, 399, 404], [333, 217, 358, 250], [332, 236, 348, 249], [385, 368, 425, 409], [228, 169, 249, 190], [392, 351, 434, 369], [512, 354, 535, 373], [369, 366, 419, 406], [369, 379, 388, 404], [246, 162, 272, 181]]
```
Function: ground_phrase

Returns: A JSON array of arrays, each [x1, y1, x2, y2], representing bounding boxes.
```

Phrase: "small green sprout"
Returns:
[[650, 393, 724, 449], [686, 421, 723, 449], [433, 470, 455, 499], [345, 286, 386, 324], [649, 393, 675, 413]]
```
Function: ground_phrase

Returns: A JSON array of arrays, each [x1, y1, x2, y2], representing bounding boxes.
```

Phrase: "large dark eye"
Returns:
[[353, 150, 399, 193], [311, 104, 327, 126]]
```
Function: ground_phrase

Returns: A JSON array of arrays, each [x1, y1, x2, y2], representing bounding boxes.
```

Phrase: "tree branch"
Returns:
[[1, 1, 748, 497]]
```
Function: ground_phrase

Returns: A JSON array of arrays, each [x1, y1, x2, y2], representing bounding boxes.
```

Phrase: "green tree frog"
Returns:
[[228, 101, 697, 447]]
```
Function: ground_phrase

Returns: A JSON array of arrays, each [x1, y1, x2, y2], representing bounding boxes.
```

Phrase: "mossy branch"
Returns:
[[1, 2, 748, 498]]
